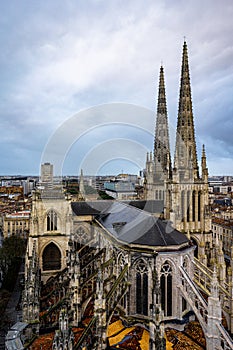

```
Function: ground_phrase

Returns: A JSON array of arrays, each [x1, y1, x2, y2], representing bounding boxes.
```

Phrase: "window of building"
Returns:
[[192, 191, 196, 222], [198, 191, 201, 222], [160, 261, 173, 317], [181, 190, 185, 222], [42, 242, 61, 271], [187, 191, 190, 222], [47, 210, 58, 231], [135, 259, 148, 316]]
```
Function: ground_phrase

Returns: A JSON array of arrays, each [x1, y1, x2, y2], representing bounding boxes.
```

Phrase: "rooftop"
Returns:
[[72, 200, 189, 250]]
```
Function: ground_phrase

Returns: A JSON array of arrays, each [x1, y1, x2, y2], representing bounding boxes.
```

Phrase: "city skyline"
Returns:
[[0, 0, 233, 175]]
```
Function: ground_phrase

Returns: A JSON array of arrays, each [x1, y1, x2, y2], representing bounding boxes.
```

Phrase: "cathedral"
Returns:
[[21, 42, 233, 349], [144, 41, 211, 247]]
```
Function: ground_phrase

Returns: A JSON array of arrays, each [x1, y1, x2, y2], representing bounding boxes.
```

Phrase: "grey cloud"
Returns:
[[0, 0, 233, 174]]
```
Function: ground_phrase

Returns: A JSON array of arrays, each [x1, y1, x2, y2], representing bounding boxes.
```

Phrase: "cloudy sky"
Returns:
[[0, 0, 233, 176]]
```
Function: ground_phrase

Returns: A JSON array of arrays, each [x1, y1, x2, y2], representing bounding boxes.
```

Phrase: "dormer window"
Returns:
[[112, 222, 127, 233]]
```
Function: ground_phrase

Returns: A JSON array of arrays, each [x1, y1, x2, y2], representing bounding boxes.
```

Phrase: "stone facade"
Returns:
[[28, 187, 72, 283]]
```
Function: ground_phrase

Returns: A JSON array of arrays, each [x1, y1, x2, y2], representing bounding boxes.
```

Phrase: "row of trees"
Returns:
[[0, 235, 26, 290]]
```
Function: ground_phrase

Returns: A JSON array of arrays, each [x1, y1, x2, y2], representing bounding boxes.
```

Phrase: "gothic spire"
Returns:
[[156, 65, 167, 116], [78, 169, 85, 200], [201, 144, 208, 181], [154, 65, 171, 179], [174, 41, 199, 179]]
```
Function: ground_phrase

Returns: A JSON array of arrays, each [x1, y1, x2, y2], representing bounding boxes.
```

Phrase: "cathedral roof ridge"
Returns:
[[96, 201, 189, 249]]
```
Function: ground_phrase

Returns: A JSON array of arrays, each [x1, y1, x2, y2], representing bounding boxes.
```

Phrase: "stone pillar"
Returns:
[[149, 306, 166, 350], [67, 239, 81, 326], [200, 191, 204, 233], [53, 309, 74, 350], [206, 268, 221, 350], [149, 267, 166, 350], [198, 239, 207, 265], [195, 191, 198, 230], [94, 270, 107, 350], [184, 190, 187, 232], [216, 241, 226, 283]]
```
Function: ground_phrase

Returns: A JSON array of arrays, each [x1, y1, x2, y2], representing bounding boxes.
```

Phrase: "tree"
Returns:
[[0, 236, 26, 285]]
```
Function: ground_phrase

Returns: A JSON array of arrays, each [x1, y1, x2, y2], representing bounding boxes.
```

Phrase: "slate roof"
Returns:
[[71, 200, 189, 249], [71, 200, 164, 216], [124, 200, 164, 214], [71, 201, 113, 216], [97, 201, 189, 248]]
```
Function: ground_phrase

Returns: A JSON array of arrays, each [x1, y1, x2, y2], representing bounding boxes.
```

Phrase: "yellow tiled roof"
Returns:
[[139, 329, 150, 350], [108, 327, 134, 346], [107, 319, 125, 337], [164, 332, 174, 350]]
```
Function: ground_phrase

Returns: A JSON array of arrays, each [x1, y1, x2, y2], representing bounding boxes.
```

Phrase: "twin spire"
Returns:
[[154, 65, 171, 179], [154, 41, 201, 180], [174, 40, 199, 178]]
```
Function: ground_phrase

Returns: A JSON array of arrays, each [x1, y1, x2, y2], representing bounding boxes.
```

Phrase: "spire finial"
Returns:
[[202, 144, 206, 155], [78, 168, 85, 200], [201, 144, 208, 180]]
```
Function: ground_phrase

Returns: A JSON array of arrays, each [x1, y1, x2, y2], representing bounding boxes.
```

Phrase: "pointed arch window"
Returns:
[[43, 242, 61, 271], [160, 261, 172, 316], [198, 191, 201, 222], [47, 210, 58, 231], [187, 190, 190, 222], [135, 259, 148, 316], [192, 191, 196, 222], [159, 190, 162, 200], [181, 190, 185, 222]]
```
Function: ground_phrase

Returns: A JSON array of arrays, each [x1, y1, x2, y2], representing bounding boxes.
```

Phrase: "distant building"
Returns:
[[104, 180, 137, 199], [214, 198, 232, 206], [40, 163, 54, 184], [209, 179, 233, 195], [3, 210, 30, 239], [212, 217, 233, 259]]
